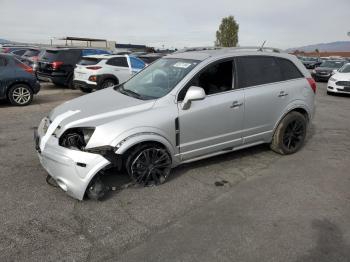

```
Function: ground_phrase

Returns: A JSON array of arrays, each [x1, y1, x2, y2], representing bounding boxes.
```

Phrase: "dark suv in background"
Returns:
[[311, 60, 346, 81], [36, 48, 111, 87], [300, 57, 322, 69], [0, 54, 40, 106]]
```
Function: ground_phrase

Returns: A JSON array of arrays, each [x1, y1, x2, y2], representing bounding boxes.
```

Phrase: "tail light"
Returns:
[[88, 75, 97, 82], [17, 62, 33, 74], [86, 66, 102, 70], [307, 78, 316, 93], [51, 61, 63, 70]]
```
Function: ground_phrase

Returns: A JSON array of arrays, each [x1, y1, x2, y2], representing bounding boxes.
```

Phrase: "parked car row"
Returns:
[[36, 47, 111, 88], [311, 60, 347, 81], [0, 43, 165, 105]]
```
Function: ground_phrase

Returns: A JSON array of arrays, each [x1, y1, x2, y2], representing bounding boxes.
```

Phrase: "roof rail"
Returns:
[[175, 46, 283, 54], [226, 46, 283, 53], [174, 46, 221, 53]]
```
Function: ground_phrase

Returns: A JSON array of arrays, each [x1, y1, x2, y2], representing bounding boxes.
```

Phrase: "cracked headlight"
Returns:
[[59, 127, 95, 150]]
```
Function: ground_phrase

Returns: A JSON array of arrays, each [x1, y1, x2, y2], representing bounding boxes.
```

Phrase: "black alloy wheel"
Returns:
[[126, 144, 172, 186], [270, 111, 307, 155], [282, 119, 305, 151]]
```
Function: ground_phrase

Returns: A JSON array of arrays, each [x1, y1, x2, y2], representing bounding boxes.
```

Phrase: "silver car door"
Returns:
[[235, 56, 292, 144], [177, 59, 244, 161]]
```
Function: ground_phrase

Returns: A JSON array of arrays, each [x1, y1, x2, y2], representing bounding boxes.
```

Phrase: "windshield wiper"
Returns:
[[117, 85, 143, 99]]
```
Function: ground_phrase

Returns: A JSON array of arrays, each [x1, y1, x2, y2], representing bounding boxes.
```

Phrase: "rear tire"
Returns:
[[8, 84, 33, 106], [270, 112, 307, 155], [67, 76, 75, 89], [80, 86, 93, 93], [99, 79, 117, 90]]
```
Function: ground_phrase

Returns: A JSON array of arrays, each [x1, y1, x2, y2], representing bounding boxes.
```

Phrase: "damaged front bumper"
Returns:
[[34, 129, 111, 200]]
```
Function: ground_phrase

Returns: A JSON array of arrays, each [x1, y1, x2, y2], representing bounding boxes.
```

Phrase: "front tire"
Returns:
[[86, 175, 109, 200], [270, 112, 307, 155], [125, 144, 172, 186], [8, 84, 33, 106]]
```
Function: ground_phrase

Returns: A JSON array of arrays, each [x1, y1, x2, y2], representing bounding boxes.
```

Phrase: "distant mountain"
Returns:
[[287, 41, 350, 52], [0, 38, 14, 44]]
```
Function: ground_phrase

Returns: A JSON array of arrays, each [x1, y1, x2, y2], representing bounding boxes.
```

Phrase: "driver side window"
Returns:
[[178, 59, 234, 101]]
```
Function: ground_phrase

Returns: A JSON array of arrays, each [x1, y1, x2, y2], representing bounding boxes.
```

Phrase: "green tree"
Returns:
[[215, 16, 239, 47]]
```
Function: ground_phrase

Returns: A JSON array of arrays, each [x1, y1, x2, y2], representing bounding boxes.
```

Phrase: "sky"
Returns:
[[0, 0, 349, 49]]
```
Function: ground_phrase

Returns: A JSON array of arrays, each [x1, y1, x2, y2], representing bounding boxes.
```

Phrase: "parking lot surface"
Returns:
[[0, 82, 349, 262]]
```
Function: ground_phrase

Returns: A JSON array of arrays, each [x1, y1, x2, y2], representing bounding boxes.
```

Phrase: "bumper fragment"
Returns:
[[35, 130, 111, 200]]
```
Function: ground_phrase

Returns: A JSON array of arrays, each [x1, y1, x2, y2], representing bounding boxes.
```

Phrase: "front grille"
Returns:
[[339, 87, 350, 92], [336, 81, 350, 87], [317, 71, 330, 75]]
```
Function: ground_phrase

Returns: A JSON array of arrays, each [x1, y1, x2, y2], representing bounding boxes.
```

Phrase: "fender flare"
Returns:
[[97, 74, 119, 86], [273, 101, 312, 134], [112, 131, 179, 166]]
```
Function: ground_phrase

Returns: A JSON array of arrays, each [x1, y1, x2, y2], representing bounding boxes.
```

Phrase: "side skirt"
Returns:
[[179, 140, 266, 165]]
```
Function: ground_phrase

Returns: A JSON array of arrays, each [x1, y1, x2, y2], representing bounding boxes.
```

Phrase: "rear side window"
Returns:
[[276, 58, 303, 80], [129, 56, 145, 69], [236, 56, 283, 88], [78, 58, 103, 65], [106, 57, 128, 67], [23, 49, 40, 57], [40, 50, 60, 61], [40, 49, 81, 63]]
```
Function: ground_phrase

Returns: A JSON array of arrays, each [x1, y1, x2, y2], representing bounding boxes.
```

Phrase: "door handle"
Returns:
[[278, 91, 288, 97], [230, 101, 243, 108]]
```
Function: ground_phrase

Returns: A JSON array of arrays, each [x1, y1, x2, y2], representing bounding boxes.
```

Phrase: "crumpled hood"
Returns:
[[49, 87, 155, 128]]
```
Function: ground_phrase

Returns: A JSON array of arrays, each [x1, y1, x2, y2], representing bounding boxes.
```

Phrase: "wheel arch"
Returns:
[[6, 80, 33, 98], [114, 132, 179, 166], [97, 74, 119, 85], [273, 104, 311, 135]]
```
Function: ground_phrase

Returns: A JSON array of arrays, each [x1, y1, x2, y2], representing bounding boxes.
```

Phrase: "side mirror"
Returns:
[[181, 86, 206, 110]]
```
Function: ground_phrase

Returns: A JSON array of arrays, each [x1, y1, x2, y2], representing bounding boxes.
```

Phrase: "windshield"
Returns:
[[319, 60, 345, 68], [303, 57, 317, 61], [78, 57, 103, 65], [40, 50, 60, 61], [23, 49, 40, 57], [308, 57, 317, 61], [338, 63, 350, 73], [117, 58, 199, 99]]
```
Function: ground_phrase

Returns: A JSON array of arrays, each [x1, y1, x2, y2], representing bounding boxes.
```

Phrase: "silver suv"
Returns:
[[35, 47, 316, 200]]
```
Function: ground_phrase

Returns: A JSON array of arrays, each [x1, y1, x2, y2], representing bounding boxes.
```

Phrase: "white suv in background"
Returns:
[[73, 54, 146, 92]]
